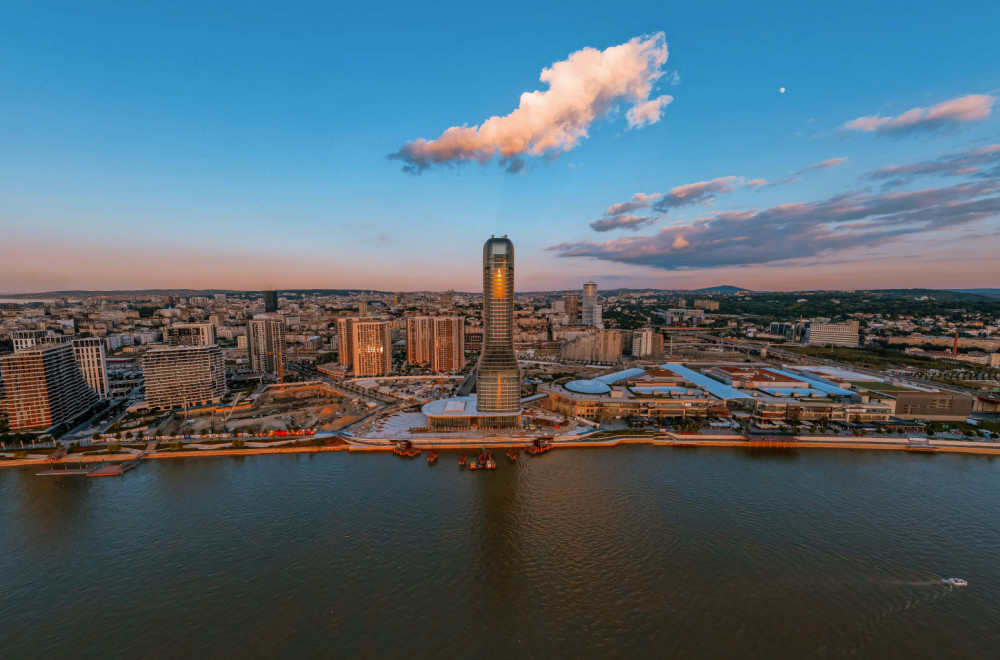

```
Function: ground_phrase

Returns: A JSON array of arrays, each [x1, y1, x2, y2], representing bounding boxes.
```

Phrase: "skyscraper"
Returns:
[[263, 289, 278, 314], [432, 316, 465, 373], [352, 320, 392, 377], [406, 316, 435, 366], [564, 292, 580, 324], [581, 281, 602, 328], [476, 236, 520, 417], [247, 317, 286, 378], [0, 343, 99, 431], [336, 317, 357, 368]]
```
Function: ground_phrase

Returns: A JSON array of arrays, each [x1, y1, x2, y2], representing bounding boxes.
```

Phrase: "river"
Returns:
[[2, 447, 998, 658]]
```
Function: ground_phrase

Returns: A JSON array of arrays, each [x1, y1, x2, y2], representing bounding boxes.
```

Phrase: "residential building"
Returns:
[[0, 343, 99, 431], [164, 323, 216, 346], [352, 320, 391, 377], [264, 290, 278, 314], [72, 337, 109, 399], [247, 317, 286, 378], [142, 345, 226, 410], [406, 316, 435, 366], [432, 316, 465, 373]]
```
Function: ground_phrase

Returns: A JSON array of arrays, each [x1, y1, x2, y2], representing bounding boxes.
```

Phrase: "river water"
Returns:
[[2, 448, 998, 658]]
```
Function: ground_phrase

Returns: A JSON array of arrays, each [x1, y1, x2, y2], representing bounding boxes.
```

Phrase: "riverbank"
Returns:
[[6, 432, 1000, 470]]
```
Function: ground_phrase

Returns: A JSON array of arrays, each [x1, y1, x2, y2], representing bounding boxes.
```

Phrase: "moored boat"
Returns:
[[427, 451, 439, 463]]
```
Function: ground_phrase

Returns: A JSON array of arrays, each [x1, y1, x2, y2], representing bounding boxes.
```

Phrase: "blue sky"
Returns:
[[1, 0, 998, 293]]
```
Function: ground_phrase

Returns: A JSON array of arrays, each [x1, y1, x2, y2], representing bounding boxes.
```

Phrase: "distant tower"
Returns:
[[476, 236, 520, 416], [264, 289, 278, 314], [581, 281, 601, 327], [564, 292, 580, 324]]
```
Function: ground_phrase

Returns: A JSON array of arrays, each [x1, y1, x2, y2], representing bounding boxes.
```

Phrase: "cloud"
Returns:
[[391, 33, 671, 172], [652, 176, 764, 211], [606, 192, 661, 215], [627, 95, 673, 128], [865, 144, 1000, 186], [843, 94, 996, 134], [551, 180, 1000, 269], [793, 157, 848, 174], [589, 214, 659, 232]]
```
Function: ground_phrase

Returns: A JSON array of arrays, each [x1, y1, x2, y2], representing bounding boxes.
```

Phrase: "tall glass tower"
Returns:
[[476, 236, 520, 414]]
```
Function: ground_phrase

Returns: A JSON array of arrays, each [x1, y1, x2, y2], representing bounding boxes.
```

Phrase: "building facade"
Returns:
[[805, 320, 860, 347], [432, 316, 465, 373], [247, 318, 286, 378], [142, 345, 226, 410], [352, 320, 391, 377], [406, 316, 435, 366], [263, 290, 278, 314], [164, 323, 216, 346], [72, 337, 109, 399], [0, 343, 99, 431], [476, 236, 521, 421]]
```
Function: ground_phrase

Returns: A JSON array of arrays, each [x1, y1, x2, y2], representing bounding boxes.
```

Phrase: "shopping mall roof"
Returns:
[[658, 364, 755, 401], [564, 380, 613, 394], [594, 368, 647, 384], [768, 368, 854, 397]]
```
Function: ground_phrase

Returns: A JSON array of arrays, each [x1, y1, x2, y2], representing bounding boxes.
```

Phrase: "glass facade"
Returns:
[[476, 236, 521, 414]]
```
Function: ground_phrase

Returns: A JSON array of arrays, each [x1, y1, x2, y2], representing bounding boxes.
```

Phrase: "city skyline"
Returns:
[[2, 2, 999, 294]]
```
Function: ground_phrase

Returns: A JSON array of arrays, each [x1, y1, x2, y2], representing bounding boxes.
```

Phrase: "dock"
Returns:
[[36, 441, 156, 478]]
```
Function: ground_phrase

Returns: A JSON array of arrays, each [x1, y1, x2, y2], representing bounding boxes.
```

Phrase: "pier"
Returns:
[[35, 442, 156, 478]]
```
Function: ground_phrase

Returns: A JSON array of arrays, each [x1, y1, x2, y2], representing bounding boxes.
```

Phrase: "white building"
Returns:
[[72, 337, 109, 399], [805, 320, 860, 347], [142, 345, 226, 410]]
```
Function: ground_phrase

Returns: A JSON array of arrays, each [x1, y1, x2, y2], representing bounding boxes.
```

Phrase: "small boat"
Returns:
[[427, 451, 439, 463], [485, 459, 497, 470], [945, 577, 968, 587], [507, 449, 517, 461], [467, 460, 480, 470], [459, 454, 467, 466]]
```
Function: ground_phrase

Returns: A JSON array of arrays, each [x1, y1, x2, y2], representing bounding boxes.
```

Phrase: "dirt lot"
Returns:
[[160, 384, 373, 435]]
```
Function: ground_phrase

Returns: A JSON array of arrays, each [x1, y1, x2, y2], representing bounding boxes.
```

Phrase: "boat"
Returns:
[[467, 460, 480, 470], [945, 577, 968, 587], [459, 453, 467, 466], [485, 458, 497, 470], [427, 451, 439, 463], [506, 449, 517, 461]]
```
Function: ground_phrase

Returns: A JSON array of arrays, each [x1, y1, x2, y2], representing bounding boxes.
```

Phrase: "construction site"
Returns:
[[156, 382, 369, 436]]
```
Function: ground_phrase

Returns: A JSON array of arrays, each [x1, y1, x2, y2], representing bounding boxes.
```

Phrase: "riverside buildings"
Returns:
[[142, 345, 226, 410], [0, 343, 99, 431], [406, 316, 465, 373], [72, 337, 110, 399], [247, 317, 286, 378], [352, 320, 392, 377]]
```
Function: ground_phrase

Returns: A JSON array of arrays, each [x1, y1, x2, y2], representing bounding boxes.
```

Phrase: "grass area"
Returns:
[[783, 345, 973, 372], [849, 381, 909, 391]]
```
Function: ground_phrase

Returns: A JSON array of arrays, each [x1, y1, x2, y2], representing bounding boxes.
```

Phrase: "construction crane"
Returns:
[[221, 392, 244, 430]]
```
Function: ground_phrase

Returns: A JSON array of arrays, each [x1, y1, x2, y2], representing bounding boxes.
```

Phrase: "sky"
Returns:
[[1, 0, 999, 294]]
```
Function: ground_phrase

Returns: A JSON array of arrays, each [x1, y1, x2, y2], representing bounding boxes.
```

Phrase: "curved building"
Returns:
[[476, 236, 521, 422]]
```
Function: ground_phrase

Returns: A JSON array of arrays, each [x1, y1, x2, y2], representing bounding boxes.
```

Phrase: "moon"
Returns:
[[779, 87, 786, 94]]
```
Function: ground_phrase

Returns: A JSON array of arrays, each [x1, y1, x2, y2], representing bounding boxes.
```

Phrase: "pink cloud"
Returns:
[[392, 33, 671, 172], [843, 94, 996, 134]]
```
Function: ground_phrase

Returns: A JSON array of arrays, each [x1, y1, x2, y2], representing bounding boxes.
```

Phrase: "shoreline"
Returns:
[[3, 434, 1000, 469]]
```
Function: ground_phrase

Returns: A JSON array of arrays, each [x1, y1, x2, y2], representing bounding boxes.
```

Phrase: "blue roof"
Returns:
[[769, 368, 854, 397], [565, 380, 612, 394], [594, 368, 646, 384], [657, 364, 755, 400], [632, 386, 688, 395], [760, 387, 827, 397]]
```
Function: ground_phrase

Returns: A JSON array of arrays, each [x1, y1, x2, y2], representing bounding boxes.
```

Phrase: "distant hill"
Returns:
[[948, 289, 1000, 299], [688, 285, 754, 295]]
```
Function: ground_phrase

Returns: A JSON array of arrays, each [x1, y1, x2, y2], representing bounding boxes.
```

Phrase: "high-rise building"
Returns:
[[632, 328, 657, 358], [432, 317, 465, 373], [406, 316, 465, 373], [358, 301, 367, 317], [263, 289, 279, 314], [476, 236, 520, 418], [406, 316, 435, 366], [564, 292, 580, 324], [142, 345, 226, 410], [336, 317, 357, 368], [11, 330, 45, 351], [247, 318, 286, 378], [72, 337, 109, 399], [0, 343, 99, 431], [352, 320, 391, 377], [581, 281, 604, 328], [164, 323, 216, 347]]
